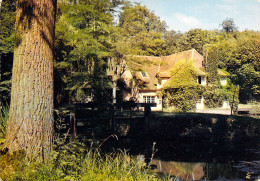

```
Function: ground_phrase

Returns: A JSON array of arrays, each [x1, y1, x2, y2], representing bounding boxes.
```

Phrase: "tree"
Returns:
[[54, 0, 122, 104], [176, 29, 218, 54], [4, 0, 57, 161], [162, 30, 181, 55], [203, 31, 260, 102], [0, 0, 16, 105], [117, 3, 167, 56], [221, 18, 238, 33], [203, 44, 220, 84]]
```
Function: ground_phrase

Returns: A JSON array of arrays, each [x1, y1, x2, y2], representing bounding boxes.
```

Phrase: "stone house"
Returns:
[[119, 49, 229, 111]]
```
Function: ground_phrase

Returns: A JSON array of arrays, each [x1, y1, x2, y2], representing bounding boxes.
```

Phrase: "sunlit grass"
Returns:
[[0, 140, 169, 181]]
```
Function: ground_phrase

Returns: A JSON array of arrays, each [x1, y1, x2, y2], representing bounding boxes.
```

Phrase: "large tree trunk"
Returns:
[[4, 0, 57, 161]]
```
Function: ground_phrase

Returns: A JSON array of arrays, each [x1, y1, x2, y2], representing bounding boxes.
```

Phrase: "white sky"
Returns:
[[129, 0, 260, 32]]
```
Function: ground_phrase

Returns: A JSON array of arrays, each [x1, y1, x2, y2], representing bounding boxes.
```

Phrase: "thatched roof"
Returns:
[[128, 49, 206, 90], [130, 56, 160, 90]]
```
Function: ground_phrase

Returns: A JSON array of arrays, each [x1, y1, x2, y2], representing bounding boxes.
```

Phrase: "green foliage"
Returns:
[[0, 0, 16, 104], [0, 79, 12, 104], [163, 87, 199, 112], [250, 104, 260, 119], [0, 106, 9, 138], [223, 83, 239, 112], [176, 29, 218, 54], [1, 0, 259, 106], [54, 0, 120, 104], [221, 18, 238, 33], [204, 31, 260, 102], [0, 140, 161, 181], [116, 3, 167, 56], [0, 0, 16, 54], [203, 44, 219, 84], [203, 82, 239, 109], [163, 60, 202, 112], [161, 30, 182, 55], [203, 86, 225, 108], [167, 59, 199, 88]]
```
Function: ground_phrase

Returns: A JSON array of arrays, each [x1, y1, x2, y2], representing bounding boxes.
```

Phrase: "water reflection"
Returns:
[[100, 113, 259, 180], [149, 159, 247, 180], [150, 159, 204, 181]]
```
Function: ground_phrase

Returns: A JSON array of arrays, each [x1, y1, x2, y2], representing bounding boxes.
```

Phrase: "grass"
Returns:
[[0, 139, 172, 181], [238, 101, 260, 108]]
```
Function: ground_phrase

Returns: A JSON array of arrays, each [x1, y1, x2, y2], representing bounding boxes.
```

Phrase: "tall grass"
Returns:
[[0, 139, 168, 181]]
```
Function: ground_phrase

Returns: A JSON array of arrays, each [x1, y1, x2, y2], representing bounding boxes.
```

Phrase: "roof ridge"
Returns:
[[161, 49, 196, 58], [132, 55, 160, 58], [128, 49, 199, 59]]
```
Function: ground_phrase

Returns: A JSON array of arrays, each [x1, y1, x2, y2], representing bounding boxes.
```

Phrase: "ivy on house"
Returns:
[[203, 79, 239, 110], [163, 59, 203, 112]]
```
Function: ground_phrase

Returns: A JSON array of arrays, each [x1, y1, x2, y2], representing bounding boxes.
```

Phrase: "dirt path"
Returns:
[[196, 109, 232, 115]]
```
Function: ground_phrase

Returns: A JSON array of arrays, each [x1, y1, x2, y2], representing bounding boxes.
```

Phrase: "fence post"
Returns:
[[144, 105, 151, 135], [70, 107, 77, 138], [109, 104, 115, 130]]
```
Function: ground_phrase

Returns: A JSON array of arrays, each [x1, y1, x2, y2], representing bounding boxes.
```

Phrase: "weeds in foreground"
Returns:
[[0, 139, 170, 181]]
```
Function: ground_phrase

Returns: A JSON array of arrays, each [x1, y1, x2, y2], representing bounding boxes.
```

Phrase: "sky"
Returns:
[[129, 0, 260, 32]]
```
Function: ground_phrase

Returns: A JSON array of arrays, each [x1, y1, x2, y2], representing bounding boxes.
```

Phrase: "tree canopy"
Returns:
[[0, 1, 259, 105], [116, 3, 167, 56], [221, 18, 238, 33]]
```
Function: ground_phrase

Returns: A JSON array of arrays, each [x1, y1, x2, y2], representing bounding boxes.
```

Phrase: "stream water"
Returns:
[[102, 113, 260, 181], [113, 137, 259, 181]]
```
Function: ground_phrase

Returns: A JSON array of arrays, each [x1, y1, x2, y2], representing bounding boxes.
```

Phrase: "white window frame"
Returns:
[[143, 96, 155, 103], [197, 96, 202, 104]]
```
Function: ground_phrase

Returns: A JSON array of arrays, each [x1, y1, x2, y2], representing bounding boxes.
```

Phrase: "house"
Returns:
[[120, 49, 230, 111]]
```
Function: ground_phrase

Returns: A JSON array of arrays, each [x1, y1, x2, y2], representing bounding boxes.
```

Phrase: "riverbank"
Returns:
[[0, 141, 164, 181]]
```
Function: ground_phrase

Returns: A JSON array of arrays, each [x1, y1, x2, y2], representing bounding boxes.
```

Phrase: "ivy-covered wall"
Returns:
[[163, 59, 203, 112], [203, 80, 239, 110], [162, 59, 239, 112]]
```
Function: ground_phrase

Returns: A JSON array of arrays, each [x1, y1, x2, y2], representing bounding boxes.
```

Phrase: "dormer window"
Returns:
[[140, 71, 148, 78]]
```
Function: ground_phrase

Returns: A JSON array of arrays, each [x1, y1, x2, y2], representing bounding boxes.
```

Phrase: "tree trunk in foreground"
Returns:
[[4, 0, 57, 161]]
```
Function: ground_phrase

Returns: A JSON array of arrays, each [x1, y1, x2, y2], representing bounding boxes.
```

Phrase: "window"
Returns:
[[198, 76, 202, 84], [197, 96, 202, 104], [140, 71, 148, 77], [220, 77, 227, 86], [143, 96, 155, 103]]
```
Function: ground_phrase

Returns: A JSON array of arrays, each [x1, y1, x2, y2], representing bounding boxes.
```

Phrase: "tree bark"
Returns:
[[4, 0, 57, 161]]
